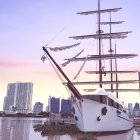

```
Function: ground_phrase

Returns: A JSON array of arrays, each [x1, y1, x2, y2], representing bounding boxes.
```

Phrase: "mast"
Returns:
[[63, 0, 137, 93], [138, 72, 140, 91], [109, 13, 113, 92], [98, 0, 102, 88], [115, 42, 119, 98]]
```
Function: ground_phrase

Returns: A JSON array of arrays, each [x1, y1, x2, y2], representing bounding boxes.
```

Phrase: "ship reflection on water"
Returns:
[[45, 127, 139, 140], [93, 129, 134, 140], [135, 126, 140, 136], [0, 117, 139, 140]]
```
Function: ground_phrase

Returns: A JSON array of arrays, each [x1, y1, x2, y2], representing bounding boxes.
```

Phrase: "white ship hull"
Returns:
[[73, 90, 133, 132]]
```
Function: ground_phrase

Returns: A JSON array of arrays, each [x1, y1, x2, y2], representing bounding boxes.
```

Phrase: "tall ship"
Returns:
[[42, 0, 139, 132]]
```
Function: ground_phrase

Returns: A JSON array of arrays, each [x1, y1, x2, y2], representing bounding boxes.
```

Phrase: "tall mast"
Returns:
[[115, 42, 119, 98], [68, 1, 136, 93], [139, 72, 140, 91], [98, 0, 102, 88], [109, 13, 113, 92]]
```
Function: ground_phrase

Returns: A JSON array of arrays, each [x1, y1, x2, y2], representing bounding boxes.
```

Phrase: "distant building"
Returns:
[[46, 105, 49, 112], [3, 82, 33, 114], [133, 103, 140, 117], [61, 99, 72, 114], [134, 103, 140, 109], [33, 102, 43, 113], [48, 96, 60, 113], [3, 83, 16, 111], [128, 103, 133, 116]]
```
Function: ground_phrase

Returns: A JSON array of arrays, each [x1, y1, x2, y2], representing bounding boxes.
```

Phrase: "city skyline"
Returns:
[[0, 0, 140, 110]]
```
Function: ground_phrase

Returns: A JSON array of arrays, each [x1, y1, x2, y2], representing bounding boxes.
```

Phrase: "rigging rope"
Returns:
[[44, 28, 65, 47], [44, 53, 74, 97], [46, 54, 65, 84]]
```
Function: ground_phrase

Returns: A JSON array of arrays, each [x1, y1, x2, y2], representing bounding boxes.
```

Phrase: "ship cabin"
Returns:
[[83, 89, 128, 114]]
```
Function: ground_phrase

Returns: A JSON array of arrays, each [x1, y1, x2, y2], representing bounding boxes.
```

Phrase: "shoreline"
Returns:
[[0, 114, 47, 118]]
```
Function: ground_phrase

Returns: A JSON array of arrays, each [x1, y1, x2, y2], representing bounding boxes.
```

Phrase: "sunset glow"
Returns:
[[0, 0, 140, 110]]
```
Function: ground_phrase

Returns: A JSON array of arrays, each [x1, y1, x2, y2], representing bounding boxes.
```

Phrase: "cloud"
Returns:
[[0, 59, 29, 69]]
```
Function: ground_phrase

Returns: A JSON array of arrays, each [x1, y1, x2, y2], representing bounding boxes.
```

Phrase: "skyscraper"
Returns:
[[128, 103, 133, 117], [48, 96, 60, 113], [3, 83, 16, 111], [61, 99, 72, 114], [3, 82, 33, 113], [133, 103, 140, 117]]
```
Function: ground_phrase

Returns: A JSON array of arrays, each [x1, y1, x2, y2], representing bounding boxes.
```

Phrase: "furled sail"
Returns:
[[85, 70, 138, 74], [73, 55, 88, 80], [71, 80, 139, 85], [98, 36, 127, 39], [69, 32, 131, 40], [65, 54, 137, 62], [84, 89, 140, 92], [100, 21, 124, 25], [48, 42, 80, 52], [61, 49, 84, 67], [77, 8, 122, 15]]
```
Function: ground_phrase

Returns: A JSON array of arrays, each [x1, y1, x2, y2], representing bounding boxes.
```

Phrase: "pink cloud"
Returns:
[[0, 60, 29, 69]]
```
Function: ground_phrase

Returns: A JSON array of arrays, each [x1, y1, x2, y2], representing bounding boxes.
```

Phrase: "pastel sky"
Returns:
[[0, 0, 140, 111]]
